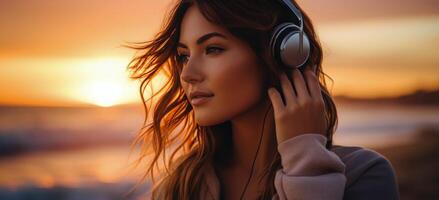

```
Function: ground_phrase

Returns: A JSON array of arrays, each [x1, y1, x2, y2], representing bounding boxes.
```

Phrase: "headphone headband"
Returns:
[[270, 0, 310, 68], [277, 0, 303, 29]]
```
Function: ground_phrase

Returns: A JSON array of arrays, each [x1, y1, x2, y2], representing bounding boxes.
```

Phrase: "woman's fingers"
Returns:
[[280, 73, 296, 102], [304, 66, 323, 100], [291, 68, 311, 103], [268, 64, 328, 143], [269, 64, 323, 115], [267, 87, 285, 115]]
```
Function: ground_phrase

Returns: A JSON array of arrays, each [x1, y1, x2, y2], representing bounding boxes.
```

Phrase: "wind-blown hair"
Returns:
[[124, 0, 338, 199]]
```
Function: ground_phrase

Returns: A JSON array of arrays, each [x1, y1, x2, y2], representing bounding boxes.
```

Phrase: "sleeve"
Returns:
[[343, 153, 400, 200], [273, 133, 347, 200]]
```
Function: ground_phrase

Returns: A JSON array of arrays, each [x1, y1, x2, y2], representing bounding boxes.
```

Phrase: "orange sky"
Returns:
[[0, 0, 438, 107]]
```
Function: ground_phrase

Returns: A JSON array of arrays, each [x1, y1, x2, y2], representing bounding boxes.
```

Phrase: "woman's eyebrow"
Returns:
[[177, 32, 227, 48]]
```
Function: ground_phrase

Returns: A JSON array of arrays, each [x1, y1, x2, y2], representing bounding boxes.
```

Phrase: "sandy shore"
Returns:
[[373, 126, 439, 200]]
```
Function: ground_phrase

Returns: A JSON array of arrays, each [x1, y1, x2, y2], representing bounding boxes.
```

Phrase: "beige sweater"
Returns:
[[199, 134, 400, 200]]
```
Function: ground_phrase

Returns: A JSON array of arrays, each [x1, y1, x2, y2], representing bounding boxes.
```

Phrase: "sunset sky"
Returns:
[[0, 0, 438, 107]]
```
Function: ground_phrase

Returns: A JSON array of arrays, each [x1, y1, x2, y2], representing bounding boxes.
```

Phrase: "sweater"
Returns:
[[199, 133, 400, 200]]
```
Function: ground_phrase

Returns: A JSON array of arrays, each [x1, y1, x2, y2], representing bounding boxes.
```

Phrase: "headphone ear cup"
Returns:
[[270, 23, 310, 69]]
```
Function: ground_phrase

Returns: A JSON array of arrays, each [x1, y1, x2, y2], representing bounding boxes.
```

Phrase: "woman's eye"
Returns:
[[206, 46, 223, 54], [177, 54, 189, 63], [177, 47, 223, 64]]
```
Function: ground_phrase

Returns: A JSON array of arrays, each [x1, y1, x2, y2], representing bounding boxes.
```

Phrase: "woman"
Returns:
[[126, 0, 400, 199]]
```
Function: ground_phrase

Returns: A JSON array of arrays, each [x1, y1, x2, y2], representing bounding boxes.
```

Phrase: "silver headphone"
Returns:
[[269, 0, 310, 69]]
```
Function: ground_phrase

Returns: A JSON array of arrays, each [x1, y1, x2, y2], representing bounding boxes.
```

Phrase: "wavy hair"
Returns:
[[124, 0, 338, 199]]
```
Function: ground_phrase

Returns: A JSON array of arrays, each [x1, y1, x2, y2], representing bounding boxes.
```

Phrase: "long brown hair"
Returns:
[[124, 0, 338, 199]]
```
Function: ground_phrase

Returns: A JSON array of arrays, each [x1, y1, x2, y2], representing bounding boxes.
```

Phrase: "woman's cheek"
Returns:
[[207, 52, 263, 120]]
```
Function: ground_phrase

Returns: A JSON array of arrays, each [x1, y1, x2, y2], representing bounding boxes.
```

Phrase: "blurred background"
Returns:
[[0, 0, 438, 199]]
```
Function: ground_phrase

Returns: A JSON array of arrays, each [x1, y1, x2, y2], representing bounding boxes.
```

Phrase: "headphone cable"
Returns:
[[239, 105, 272, 200]]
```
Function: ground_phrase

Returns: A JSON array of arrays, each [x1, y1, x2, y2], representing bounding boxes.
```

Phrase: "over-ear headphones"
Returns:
[[269, 0, 310, 69]]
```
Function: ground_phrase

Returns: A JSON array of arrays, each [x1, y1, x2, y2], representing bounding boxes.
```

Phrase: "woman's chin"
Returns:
[[194, 113, 226, 127], [195, 116, 216, 126]]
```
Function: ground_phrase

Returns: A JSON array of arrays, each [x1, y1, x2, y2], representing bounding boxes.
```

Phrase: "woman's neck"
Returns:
[[227, 99, 277, 175]]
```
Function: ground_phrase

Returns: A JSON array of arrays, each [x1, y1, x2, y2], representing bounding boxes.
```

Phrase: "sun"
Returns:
[[72, 57, 134, 107], [84, 81, 124, 107], [69, 57, 166, 107]]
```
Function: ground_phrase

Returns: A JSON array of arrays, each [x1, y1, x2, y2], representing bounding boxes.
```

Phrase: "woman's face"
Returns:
[[178, 5, 266, 126]]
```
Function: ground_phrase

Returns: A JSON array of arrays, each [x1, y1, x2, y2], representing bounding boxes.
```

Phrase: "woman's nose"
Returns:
[[180, 59, 204, 83]]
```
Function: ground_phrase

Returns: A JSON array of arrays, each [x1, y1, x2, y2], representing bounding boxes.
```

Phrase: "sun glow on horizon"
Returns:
[[82, 80, 124, 107], [67, 57, 140, 107], [0, 14, 438, 106]]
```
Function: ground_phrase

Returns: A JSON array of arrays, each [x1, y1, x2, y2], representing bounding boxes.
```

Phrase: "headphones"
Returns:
[[240, 2, 310, 199], [269, 0, 310, 69]]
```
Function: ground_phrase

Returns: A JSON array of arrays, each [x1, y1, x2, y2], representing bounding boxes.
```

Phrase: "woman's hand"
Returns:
[[267, 65, 328, 144]]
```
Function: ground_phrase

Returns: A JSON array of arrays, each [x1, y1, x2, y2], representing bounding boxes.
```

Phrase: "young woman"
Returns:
[[126, 0, 400, 199]]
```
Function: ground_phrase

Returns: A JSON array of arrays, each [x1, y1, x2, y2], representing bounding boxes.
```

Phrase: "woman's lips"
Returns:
[[191, 96, 213, 106]]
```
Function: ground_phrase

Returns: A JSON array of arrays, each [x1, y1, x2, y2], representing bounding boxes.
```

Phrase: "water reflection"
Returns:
[[0, 102, 438, 199]]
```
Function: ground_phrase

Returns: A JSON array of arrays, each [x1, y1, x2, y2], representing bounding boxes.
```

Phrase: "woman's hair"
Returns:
[[124, 0, 338, 199]]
